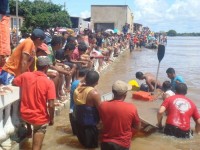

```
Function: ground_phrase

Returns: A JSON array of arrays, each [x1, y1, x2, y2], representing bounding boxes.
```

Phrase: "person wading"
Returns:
[[13, 56, 56, 150], [73, 70, 101, 149], [99, 80, 141, 150]]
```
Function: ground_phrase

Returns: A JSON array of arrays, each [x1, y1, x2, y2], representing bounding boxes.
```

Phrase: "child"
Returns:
[[162, 81, 175, 100]]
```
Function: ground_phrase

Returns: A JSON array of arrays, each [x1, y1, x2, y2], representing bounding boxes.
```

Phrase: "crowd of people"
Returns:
[[0, 26, 200, 150], [0, 27, 134, 150]]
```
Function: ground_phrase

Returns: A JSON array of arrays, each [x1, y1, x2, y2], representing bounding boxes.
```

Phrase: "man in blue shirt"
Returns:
[[166, 68, 184, 92]]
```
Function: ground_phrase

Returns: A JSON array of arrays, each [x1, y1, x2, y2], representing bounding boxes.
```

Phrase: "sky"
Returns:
[[51, 0, 200, 33]]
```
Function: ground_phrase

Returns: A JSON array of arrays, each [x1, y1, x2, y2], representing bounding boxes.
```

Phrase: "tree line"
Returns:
[[167, 30, 200, 36], [9, 0, 71, 33]]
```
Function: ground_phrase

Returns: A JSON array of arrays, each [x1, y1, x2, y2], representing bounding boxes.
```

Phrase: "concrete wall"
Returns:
[[70, 17, 90, 31], [126, 7, 134, 32], [91, 5, 134, 33]]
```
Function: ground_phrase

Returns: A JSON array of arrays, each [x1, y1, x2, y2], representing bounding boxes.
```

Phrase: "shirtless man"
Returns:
[[135, 71, 162, 92]]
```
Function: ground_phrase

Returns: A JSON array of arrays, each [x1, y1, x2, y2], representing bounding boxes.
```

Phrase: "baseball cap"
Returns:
[[32, 29, 46, 40], [112, 80, 132, 96], [37, 56, 52, 66], [37, 43, 51, 54]]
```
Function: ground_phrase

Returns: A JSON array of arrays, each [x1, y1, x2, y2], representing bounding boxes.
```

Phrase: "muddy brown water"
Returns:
[[20, 37, 200, 150]]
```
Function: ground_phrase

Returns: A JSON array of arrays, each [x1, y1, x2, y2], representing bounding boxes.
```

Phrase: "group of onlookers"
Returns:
[[0, 28, 129, 150]]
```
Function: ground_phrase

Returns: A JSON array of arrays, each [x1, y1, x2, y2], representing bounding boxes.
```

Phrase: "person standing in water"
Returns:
[[162, 80, 175, 100], [99, 80, 141, 150], [166, 67, 184, 92], [13, 56, 56, 150], [157, 83, 200, 138], [73, 71, 101, 149]]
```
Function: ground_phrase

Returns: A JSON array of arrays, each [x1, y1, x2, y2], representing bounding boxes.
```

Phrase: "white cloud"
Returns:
[[133, 0, 200, 32], [80, 10, 91, 18]]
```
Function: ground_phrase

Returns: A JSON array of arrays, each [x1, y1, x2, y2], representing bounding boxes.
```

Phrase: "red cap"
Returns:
[[38, 43, 51, 54]]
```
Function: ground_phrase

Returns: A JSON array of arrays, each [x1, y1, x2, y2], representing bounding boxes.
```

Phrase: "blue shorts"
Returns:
[[0, 70, 14, 85]]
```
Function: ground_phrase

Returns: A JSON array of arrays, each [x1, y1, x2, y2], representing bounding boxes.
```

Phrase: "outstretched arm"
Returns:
[[157, 106, 166, 129]]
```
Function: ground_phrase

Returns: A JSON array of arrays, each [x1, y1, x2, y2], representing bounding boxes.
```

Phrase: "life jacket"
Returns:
[[132, 91, 155, 101]]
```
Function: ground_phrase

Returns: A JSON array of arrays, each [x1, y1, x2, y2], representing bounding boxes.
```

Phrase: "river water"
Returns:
[[21, 37, 200, 150], [97, 36, 200, 150]]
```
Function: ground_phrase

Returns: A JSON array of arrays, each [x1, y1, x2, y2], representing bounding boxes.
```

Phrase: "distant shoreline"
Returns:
[[168, 35, 200, 37]]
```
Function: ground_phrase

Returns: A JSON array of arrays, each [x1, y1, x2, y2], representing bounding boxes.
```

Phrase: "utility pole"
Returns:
[[64, 2, 66, 11], [16, 0, 19, 45]]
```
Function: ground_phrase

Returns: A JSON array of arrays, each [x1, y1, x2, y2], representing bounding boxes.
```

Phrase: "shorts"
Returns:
[[75, 123, 98, 148], [33, 124, 48, 134], [0, 70, 14, 85], [164, 124, 193, 138], [101, 142, 129, 150]]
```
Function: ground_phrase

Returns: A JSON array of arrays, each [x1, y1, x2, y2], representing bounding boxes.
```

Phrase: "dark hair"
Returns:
[[51, 36, 65, 47], [175, 83, 187, 95], [78, 42, 87, 52], [67, 36, 76, 43], [162, 81, 172, 92], [62, 31, 68, 36], [166, 68, 175, 74], [77, 34, 83, 39], [64, 43, 76, 52], [85, 71, 99, 86], [30, 34, 38, 41], [22, 33, 30, 38], [136, 72, 143, 79], [36, 64, 47, 71], [79, 68, 89, 77]]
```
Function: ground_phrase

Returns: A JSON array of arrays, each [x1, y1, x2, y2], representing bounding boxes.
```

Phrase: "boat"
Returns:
[[144, 42, 158, 49], [101, 92, 160, 136]]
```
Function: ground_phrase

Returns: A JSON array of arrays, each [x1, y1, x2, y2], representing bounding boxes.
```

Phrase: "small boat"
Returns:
[[101, 92, 158, 136], [144, 43, 158, 49]]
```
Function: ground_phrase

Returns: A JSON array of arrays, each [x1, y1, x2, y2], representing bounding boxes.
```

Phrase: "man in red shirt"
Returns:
[[99, 80, 141, 150], [157, 83, 200, 138], [0, 28, 45, 85], [13, 56, 56, 150]]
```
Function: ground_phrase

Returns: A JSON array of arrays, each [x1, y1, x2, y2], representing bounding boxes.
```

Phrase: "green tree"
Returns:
[[167, 30, 177, 36], [9, 0, 71, 33]]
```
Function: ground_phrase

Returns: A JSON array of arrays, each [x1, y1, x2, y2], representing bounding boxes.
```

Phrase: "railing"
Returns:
[[0, 86, 20, 149]]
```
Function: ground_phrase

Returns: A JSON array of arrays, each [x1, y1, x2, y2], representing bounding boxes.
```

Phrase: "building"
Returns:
[[10, 15, 23, 32], [91, 5, 134, 33], [70, 16, 90, 32], [134, 23, 143, 32]]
